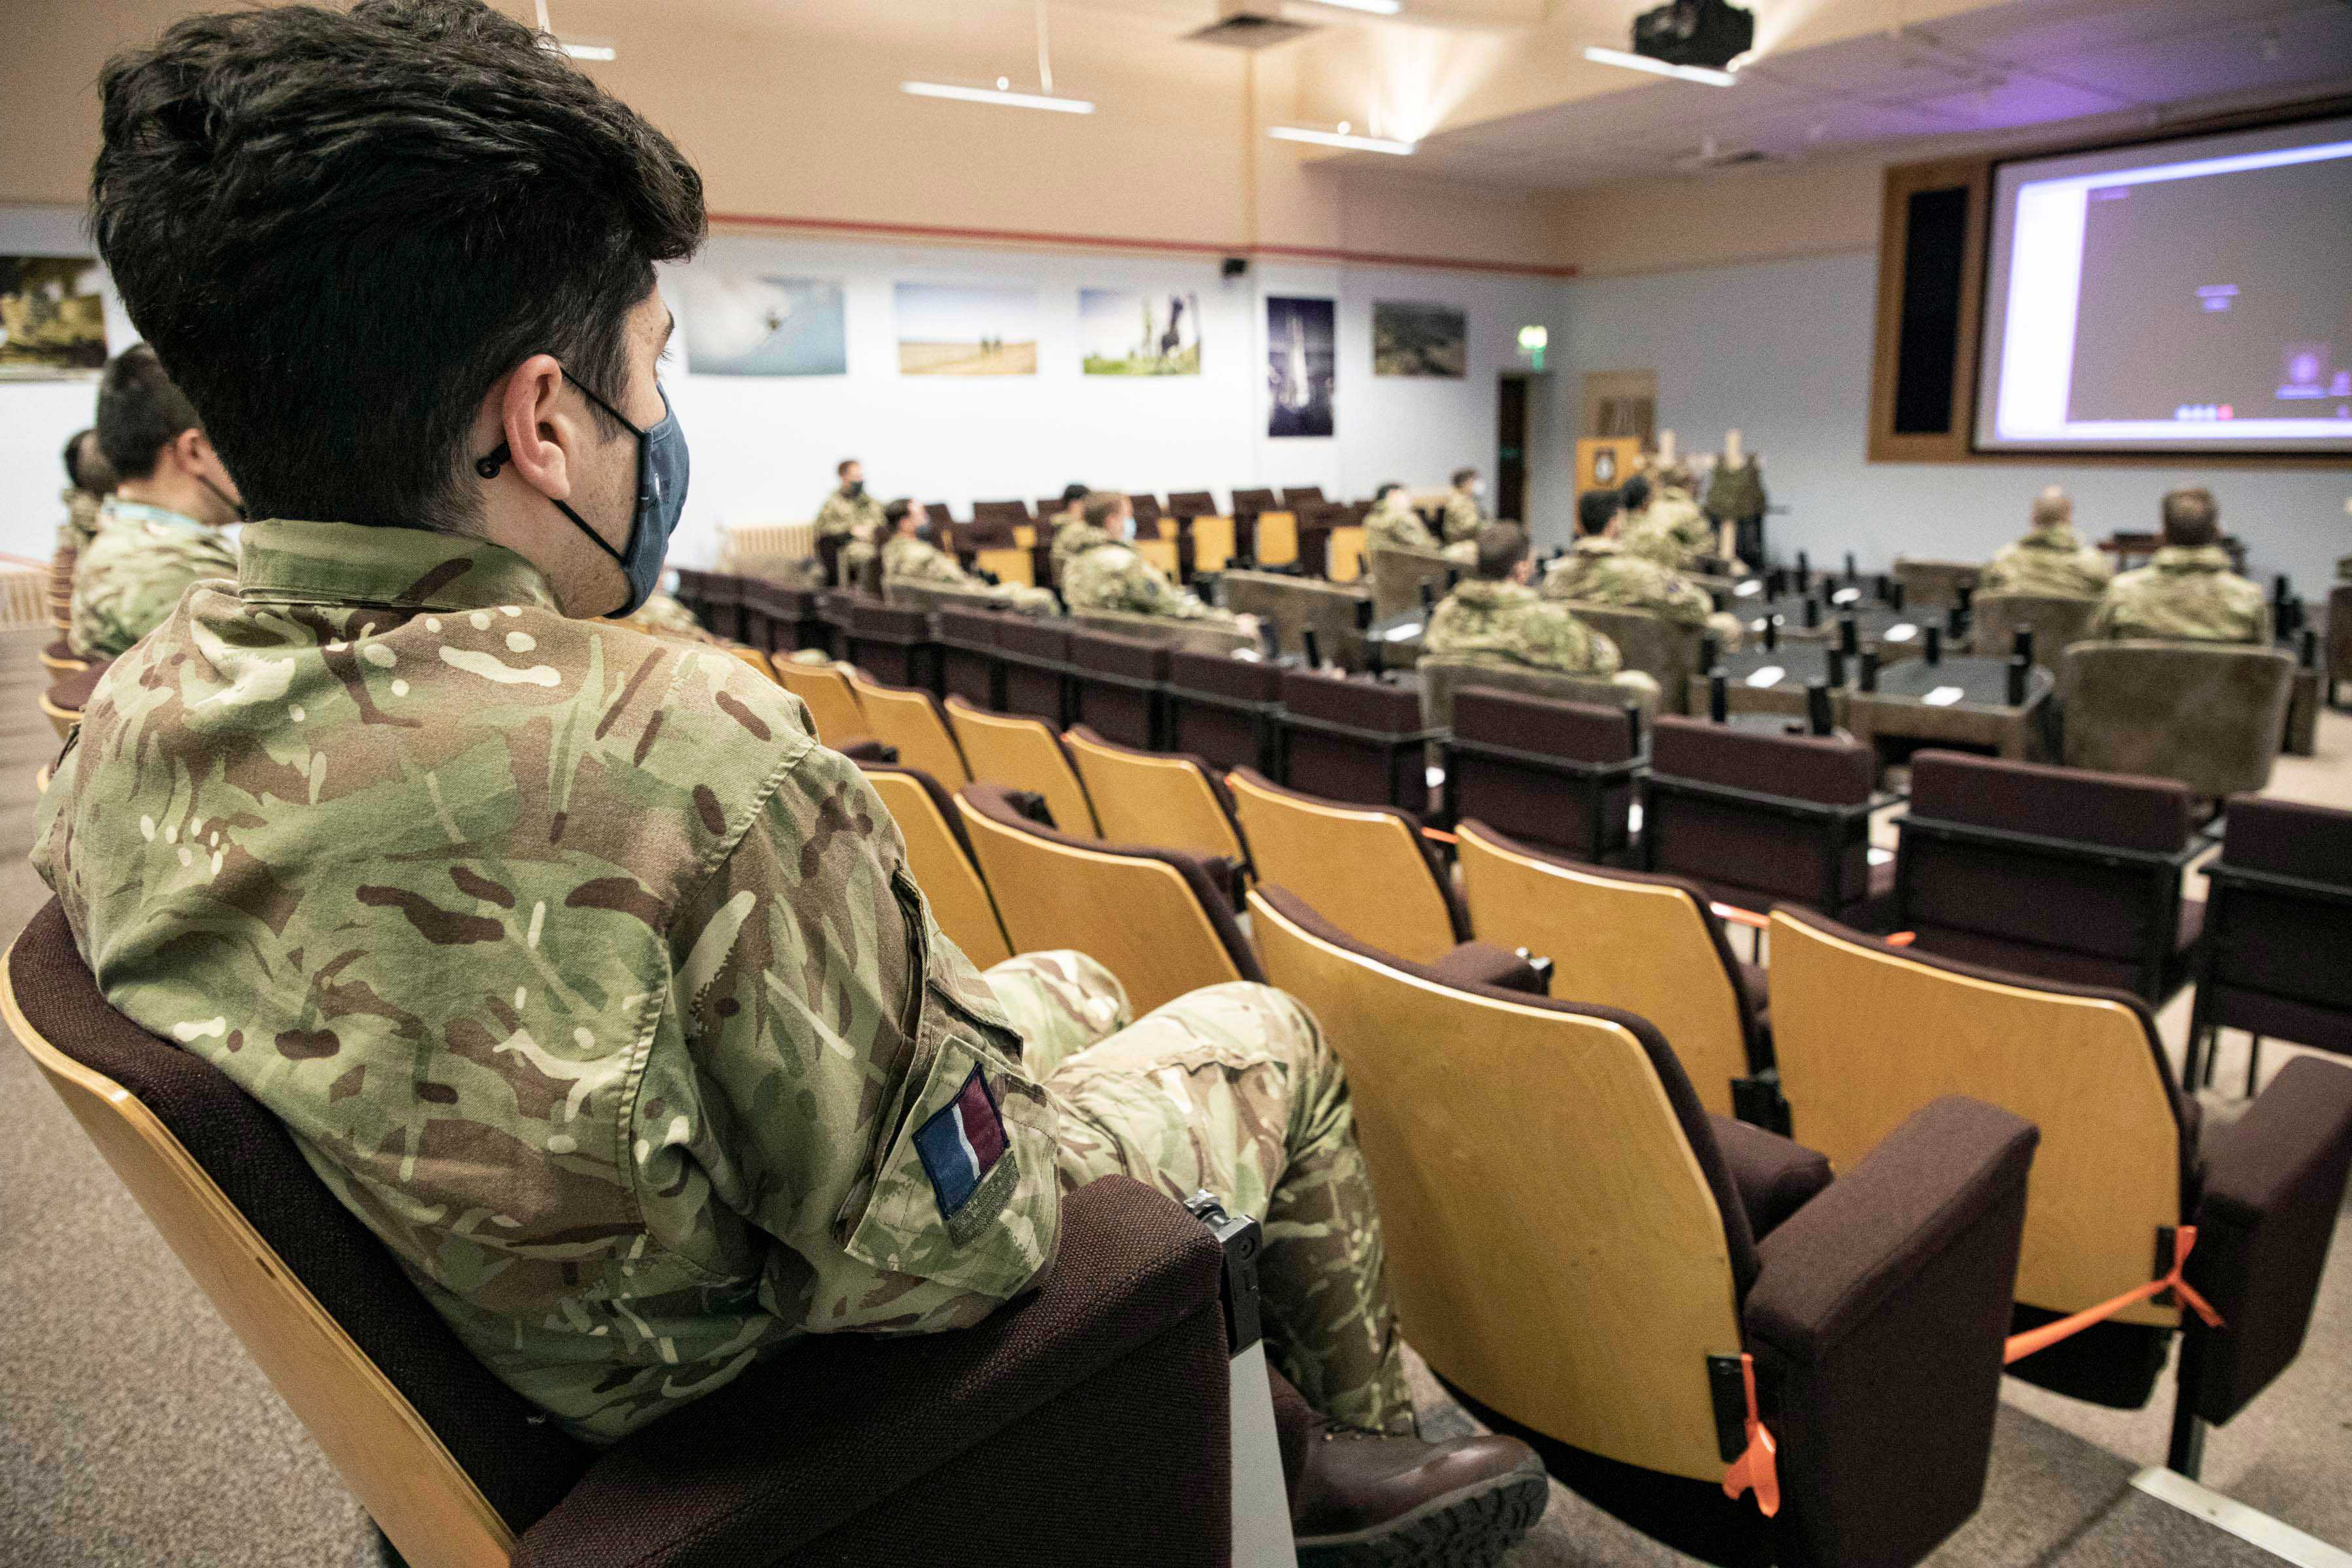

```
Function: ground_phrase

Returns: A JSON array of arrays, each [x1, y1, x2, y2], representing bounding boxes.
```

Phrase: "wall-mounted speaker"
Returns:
[[1869, 158, 1988, 463]]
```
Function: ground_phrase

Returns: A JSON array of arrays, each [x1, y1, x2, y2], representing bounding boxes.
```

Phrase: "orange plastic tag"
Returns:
[[1720, 1352, 1780, 1517], [2004, 1225, 2222, 1366]]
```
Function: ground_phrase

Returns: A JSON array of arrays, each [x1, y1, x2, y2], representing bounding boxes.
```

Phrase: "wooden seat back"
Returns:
[[943, 697, 1099, 838], [1324, 526, 1368, 584], [1248, 887, 1745, 1482], [1252, 511, 1299, 568], [774, 658, 869, 749], [1226, 768, 1460, 964], [957, 787, 1256, 1014], [843, 670, 970, 787], [1767, 907, 2183, 1324], [1458, 822, 1753, 1117], [1064, 727, 1247, 866], [864, 767, 1013, 966]]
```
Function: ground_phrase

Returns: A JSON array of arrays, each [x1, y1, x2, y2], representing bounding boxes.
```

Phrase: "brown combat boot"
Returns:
[[1274, 1380, 1549, 1567]]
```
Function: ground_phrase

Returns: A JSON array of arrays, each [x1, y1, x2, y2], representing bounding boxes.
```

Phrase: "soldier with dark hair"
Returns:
[[2091, 487, 2266, 644], [52, 427, 118, 609], [817, 457, 886, 587], [1440, 466, 1488, 546], [67, 346, 242, 659], [1546, 487, 1743, 649], [1424, 521, 1620, 675], [34, 4, 1540, 1558], [883, 498, 1054, 613], [1059, 491, 1248, 627]]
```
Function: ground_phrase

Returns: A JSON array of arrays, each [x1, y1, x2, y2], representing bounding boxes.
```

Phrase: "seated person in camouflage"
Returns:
[[1060, 491, 1251, 627], [1546, 487, 1744, 651], [1618, 468, 1716, 571], [37, 7, 1541, 1560], [1439, 466, 1488, 546], [1425, 523, 1620, 676], [1364, 480, 1475, 566], [881, 498, 1054, 613], [1982, 486, 2113, 599], [815, 456, 885, 587], [2090, 486, 2268, 644], [613, 585, 725, 645], [68, 345, 244, 661], [1045, 480, 1088, 536], [51, 428, 118, 615]]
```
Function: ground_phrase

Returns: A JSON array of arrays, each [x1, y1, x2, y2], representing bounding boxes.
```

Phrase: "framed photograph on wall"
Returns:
[[0, 256, 109, 378], [1373, 301, 1467, 378], [676, 268, 847, 376], [1081, 289, 1200, 375], [896, 283, 1039, 376], [1266, 295, 1335, 438]]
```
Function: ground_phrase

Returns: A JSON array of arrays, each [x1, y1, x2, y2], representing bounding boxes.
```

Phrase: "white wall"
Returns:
[[1554, 248, 2352, 598], [0, 204, 1566, 566]]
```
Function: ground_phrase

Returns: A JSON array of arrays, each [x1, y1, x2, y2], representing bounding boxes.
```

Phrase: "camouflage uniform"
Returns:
[[52, 489, 104, 619], [1439, 491, 1486, 547], [1622, 487, 1714, 570], [883, 532, 1056, 615], [1981, 523, 2113, 599], [1060, 536, 1237, 623], [816, 486, 885, 587], [68, 497, 240, 661], [2089, 545, 2269, 644], [1544, 536, 1743, 651], [33, 517, 1405, 1443], [615, 590, 723, 645], [1422, 577, 1620, 676], [1365, 498, 1475, 567], [1050, 517, 1111, 584]]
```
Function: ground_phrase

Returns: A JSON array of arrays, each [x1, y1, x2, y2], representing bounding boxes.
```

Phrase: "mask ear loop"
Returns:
[[470, 380, 639, 572]]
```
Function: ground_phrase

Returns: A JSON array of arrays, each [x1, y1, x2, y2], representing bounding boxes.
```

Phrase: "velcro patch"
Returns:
[[913, 1068, 1009, 1229]]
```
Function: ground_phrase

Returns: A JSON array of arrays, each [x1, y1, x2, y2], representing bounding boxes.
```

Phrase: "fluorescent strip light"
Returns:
[[1582, 45, 1739, 86], [1308, 0, 1403, 13], [558, 40, 615, 61], [902, 80, 1095, 114], [1268, 125, 1416, 155]]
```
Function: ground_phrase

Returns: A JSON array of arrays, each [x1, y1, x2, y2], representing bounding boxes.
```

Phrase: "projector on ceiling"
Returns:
[[1630, 0, 1755, 71]]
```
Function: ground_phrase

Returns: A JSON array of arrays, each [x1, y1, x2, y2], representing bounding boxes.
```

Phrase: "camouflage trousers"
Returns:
[[985, 953, 1413, 1435]]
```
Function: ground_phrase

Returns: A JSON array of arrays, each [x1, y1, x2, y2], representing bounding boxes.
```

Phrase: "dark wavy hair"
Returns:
[[94, 346, 201, 481], [91, 0, 705, 529]]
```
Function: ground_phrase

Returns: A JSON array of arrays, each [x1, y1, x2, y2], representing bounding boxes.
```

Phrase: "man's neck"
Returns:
[[115, 474, 214, 527]]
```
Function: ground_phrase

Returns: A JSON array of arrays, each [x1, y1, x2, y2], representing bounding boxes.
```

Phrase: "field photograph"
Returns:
[[896, 282, 1039, 376]]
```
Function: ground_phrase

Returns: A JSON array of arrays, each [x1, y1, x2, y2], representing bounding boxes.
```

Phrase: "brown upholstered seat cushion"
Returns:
[[1909, 750, 2189, 855], [1279, 669, 1428, 736], [1646, 717, 1881, 915], [2200, 796, 2352, 1051], [1426, 940, 1545, 995], [47, 661, 110, 711], [1168, 649, 1281, 704]]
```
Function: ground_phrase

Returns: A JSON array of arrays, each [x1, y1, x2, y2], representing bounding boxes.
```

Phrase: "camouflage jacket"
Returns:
[[2089, 546, 2269, 645], [1422, 578, 1620, 676], [1051, 518, 1120, 583], [883, 532, 971, 586], [1705, 461, 1765, 521], [69, 498, 241, 661], [33, 518, 1060, 1443], [1365, 500, 1440, 557], [1982, 525, 2112, 599], [815, 487, 885, 542], [1622, 490, 1713, 569], [58, 487, 103, 557], [1060, 539, 1224, 621], [614, 589, 721, 645], [1543, 536, 1711, 629], [1439, 492, 1486, 546]]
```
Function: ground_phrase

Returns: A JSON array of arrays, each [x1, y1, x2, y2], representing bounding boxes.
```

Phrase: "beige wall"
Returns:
[[1545, 157, 1886, 278]]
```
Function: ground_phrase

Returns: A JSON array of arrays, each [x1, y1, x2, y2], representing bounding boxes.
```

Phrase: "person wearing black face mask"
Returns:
[[879, 497, 1054, 613], [815, 456, 885, 587]]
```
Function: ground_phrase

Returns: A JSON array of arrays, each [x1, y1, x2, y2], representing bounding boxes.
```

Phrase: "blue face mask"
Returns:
[[475, 368, 688, 617]]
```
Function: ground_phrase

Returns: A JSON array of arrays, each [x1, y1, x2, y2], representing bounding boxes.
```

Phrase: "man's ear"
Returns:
[[489, 354, 577, 500], [167, 426, 206, 476]]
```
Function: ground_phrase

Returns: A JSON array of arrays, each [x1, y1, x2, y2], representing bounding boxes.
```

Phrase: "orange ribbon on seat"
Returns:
[[2003, 1225, 2223, 1367], [1720, 1351, 1780, 1517]]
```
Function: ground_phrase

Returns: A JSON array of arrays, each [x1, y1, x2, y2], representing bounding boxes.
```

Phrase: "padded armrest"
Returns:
[[2185, 1055, 2352, 1426], [1428, 940, 1544, 995], [1706, 1114, 1832, 1241], [515, 1176, 1229, 1568], [1743, 1098, 2037, 1568], [836, 738, 898, 765]]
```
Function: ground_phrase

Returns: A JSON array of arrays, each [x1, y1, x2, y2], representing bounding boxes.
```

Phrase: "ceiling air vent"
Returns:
[[1673, 140, 1781, 171], [1187, 4, 1319, 49]]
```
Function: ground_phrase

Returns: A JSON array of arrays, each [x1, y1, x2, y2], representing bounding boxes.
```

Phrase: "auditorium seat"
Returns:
[[956, 784, 1258, 1015], [1894, 751, 2204, 1007], [1767, 906, 2352, 1469], [840, 599, 938, 693], [1062, 630, 1169, 750], [2061, 640, 2294, 803], [936, 606, 1007, 710], [1063, 727, 1247, 872], [1276, 670, 1439, 811], [1367, 546, 1452, 625], [843, 670, 970, 788], [774, 657, 871, 751], [1218, 572, 1369, 668], [697, 571, 747, 643], [1324, 525, 1367, 585], [1248, 885, 2038, 1568], [993, 616, 1076, 725], [2188, 795, 2352, 1094], [1251, 511, 1298, 569], [1164, 490, 1218, 521], [1437, 687, 1641, 864], [742, 581, 825, 659], [1186, 514, 1238, 577], [862, 766, 1011, 966], [943, 697, 1098, 838], [1162, 650, 1282, 776], [1456, 821, 1776, 1124], [1071, 609, 1257, 659], [1556, 604, 1707, 713], [1641, 715, 1895, 928], [2328, 583, 2351, 708], [1968, 591, 2099, 669], [1893, 557, 1983, 613], [4, 900, 1236, 1568], [38, 637, 86, 674]]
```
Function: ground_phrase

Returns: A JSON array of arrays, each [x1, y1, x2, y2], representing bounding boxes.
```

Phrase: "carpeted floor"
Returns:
[[2, 623, 2345, 1566]]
